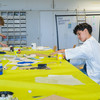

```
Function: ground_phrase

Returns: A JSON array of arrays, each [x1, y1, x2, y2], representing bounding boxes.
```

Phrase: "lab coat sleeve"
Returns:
[[65, 43, 91, 60]]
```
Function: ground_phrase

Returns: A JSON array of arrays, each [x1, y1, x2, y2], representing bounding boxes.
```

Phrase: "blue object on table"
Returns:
[[17, 61, 34, 64], [0, 51, 6, 54], [0, 64, 3, 75]]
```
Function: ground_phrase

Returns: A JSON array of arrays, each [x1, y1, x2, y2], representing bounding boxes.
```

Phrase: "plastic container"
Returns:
[[0, 91, 15, 100], [57, 53, 63, 61], [31, 43, 36, 50], [0, 64, 3, 75]]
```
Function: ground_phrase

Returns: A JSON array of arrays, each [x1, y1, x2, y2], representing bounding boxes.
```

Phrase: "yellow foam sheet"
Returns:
[[0, 49, 100, 100]]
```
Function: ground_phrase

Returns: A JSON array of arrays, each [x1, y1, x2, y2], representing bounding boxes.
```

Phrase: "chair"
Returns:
[[73, 45, 76, 48], [53, 45, 57, 52]]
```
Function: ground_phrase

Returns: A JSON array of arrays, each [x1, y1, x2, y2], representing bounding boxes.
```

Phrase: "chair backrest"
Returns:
[[53, 46, 57, 52], [73, 45, 76, 48]]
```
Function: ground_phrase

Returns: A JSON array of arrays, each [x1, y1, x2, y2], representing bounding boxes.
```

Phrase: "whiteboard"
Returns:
[[56, 15, 100, 50], [56, 16, 78, 49], [86, 16, 100, 41]]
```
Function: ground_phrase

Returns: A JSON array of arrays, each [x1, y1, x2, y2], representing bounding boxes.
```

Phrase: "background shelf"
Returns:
[[1, 11, 27, 47]]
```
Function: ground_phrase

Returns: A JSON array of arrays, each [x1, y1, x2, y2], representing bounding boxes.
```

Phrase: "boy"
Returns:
[[50, 23, 100, 84], [0, 16, 8, 47]]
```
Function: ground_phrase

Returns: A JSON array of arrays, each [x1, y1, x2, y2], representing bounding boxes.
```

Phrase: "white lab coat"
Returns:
[[65, 36, 100, 84]]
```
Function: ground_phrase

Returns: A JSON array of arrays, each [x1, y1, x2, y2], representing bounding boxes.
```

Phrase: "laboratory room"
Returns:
[[0, 0, 100, 100]]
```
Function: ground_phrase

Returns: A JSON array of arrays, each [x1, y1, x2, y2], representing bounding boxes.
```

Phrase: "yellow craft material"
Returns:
[[57, 53, 63, 61]]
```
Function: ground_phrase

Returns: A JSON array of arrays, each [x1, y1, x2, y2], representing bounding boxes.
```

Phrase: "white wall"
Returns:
[[54, 0, 100, 11], [26, 11, 40, 46], [0, 0, 53, 10], [0, 0, 100, 48], [1, 0, 100, 10], [40, 12, 55, 48]]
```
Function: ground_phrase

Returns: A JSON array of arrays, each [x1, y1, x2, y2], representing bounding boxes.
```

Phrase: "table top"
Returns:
[[0, 48, 100, 100]]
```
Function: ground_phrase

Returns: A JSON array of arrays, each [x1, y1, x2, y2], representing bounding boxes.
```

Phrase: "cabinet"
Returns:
[[1, 11, 27, 47]]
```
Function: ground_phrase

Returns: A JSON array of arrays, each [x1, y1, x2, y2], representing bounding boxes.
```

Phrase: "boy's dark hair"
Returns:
[[73, 23, 92, 35], [0, 16, 4, 26]]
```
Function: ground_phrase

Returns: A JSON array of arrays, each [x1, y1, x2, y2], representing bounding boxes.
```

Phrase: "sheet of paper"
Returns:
[[11, 66, 17, 70], [40, 95, 71, 100], [35, 75, 84, 85]]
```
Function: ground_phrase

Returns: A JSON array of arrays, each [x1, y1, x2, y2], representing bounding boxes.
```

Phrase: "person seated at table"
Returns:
[[50, 23, 100, 84], [0, 16, 8, 47]]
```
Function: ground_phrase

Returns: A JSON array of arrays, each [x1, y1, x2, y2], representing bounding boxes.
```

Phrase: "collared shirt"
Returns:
[[65, 36, 100, 84]]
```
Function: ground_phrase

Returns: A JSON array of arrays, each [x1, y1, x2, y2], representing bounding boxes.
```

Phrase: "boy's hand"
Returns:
[[49, 49, 65, 56]]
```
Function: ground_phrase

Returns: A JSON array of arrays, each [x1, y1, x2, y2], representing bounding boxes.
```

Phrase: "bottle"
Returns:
[[0, 64, 3, 75]]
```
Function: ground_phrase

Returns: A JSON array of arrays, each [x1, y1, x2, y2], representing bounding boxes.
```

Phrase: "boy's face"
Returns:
[[76, 29, 87, 42]]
